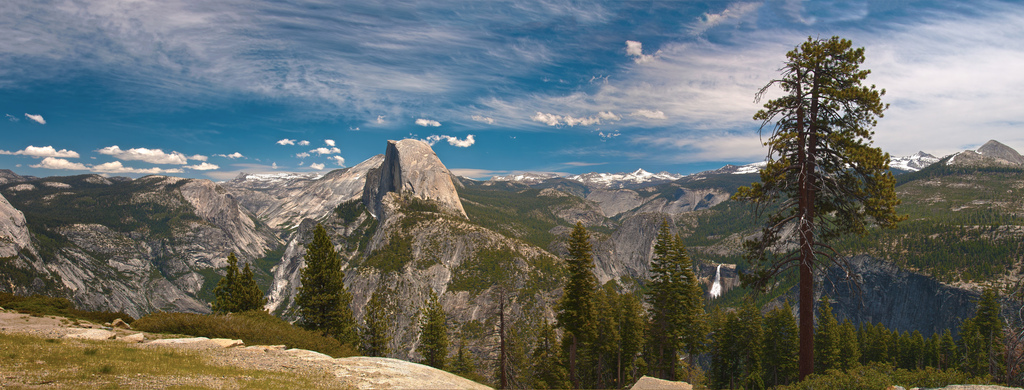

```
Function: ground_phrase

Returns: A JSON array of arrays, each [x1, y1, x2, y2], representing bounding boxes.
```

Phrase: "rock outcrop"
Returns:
[[364, 139, 467, 220], [0, 192, 31, 258]]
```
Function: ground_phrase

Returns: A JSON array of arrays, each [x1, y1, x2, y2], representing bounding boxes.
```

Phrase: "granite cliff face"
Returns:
[[223, 155, 385, 230], [0, 175, 281, 318], [0, 192, 31, 258], [364, 139, 467, 221]]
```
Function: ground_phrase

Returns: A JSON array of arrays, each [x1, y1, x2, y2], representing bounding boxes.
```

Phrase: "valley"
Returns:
[[2, 138, 1024, 386]]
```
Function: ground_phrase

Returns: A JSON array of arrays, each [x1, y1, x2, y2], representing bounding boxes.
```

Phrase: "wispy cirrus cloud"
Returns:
[[0, 145, 79, 158], [471, 115, 495, 125], [531, 111, 620, 127]]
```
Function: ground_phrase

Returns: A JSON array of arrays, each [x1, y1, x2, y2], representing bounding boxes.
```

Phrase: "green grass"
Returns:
[[0, 332, 348, 389], [131, 310, 357, 358]]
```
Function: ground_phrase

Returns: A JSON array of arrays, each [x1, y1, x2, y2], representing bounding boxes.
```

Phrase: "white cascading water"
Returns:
[[709, 264, 722, 299]]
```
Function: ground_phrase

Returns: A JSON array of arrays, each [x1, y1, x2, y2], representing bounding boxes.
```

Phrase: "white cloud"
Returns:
[[416, 118, 442, 127], [5, 114, 18, 122], [377, 115, 386, 124], [425, 134, 476, 148], [625, 41, 656, 64], [598, 131, 620, 139], [30, 157, 88, 170], [329, 156, 345, 166], [24, 113, 46, 124], [0, 145, 80, 158], [471, 115, 495, 124], [96, 146, 191, 165], [272, 162, 278, 169], [295, 152, 310, 158], [216, 152, 244, 159], [310, 163, 325, 170], [189, 154, 208, 161], [350, 126, 360, 131], [92, 161, 184, 174], [531, 111, 619, 127], [186, 162, 220, 170], [630, 109, 667, 120], [324, 139, 335, 147], [310, 147, 340, 155], [298, 140, 310, 146], [276, 139, 296, 146]]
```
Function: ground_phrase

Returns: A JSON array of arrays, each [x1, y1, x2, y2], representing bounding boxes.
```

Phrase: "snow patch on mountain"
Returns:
[[890, 152, 940, 172], [567, 169, 684, 188]]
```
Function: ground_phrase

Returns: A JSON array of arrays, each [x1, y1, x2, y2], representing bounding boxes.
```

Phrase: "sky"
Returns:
[[2, 0, 1023, 181]]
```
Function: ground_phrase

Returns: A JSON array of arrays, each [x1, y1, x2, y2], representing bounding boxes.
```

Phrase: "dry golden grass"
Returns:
[[0, 332, 350, 389]]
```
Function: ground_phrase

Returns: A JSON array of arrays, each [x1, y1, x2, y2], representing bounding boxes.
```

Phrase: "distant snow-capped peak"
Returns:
[[890, 152, 939, 172], [567, 169, 684, 188], [489, 172, 562, 184], [232, 172, 322, 183]]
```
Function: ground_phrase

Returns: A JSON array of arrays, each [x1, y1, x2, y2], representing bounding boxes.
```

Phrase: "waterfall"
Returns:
[[709, 264, 722, 299]]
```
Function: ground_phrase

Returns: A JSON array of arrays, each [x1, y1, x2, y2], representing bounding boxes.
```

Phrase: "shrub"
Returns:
[[131, 310, 357, 358], [0, 292, 135, 325], [775, 363, 989, 390]]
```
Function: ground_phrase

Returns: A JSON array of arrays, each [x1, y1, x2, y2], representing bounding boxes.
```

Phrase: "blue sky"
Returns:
[[2, 0, 1023, 181]]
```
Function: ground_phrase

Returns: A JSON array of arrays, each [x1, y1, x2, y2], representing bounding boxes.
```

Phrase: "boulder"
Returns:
[[629, 375, 692, 390], [111, 318, 131, 330], [63, 329, 116, 340]]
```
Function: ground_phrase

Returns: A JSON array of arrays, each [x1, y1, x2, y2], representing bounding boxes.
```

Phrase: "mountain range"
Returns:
[[1, 139, 1023, 360]]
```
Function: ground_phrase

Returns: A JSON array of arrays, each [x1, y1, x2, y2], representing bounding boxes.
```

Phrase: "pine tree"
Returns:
[[360, 284, 394, 357], [814, 298, 842, 373], [296, 224, 357, 346], [556, 222, 597, 388], [734, 36, 903, 379], [212, 252, 265, 313], [592, 283, 621, 389], [212, 252, 242, 314], [858, 322, 891, 365], [646, 221, 707, 380], [710, 302, 764, 389], [418, 288, 449, 370], [451, 335, 477, 378], [531, 318, 570, 389], [763, 302, 798, 387], [960, 288, 1006, 378], [838, 319, 860, 370], [237, 260, 265, 312], [939, 328, 958, 370], [618, 291, 648, 386]]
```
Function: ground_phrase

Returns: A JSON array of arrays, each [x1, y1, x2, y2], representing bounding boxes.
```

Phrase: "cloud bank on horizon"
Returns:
[[1, 0, 1021, 180]]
